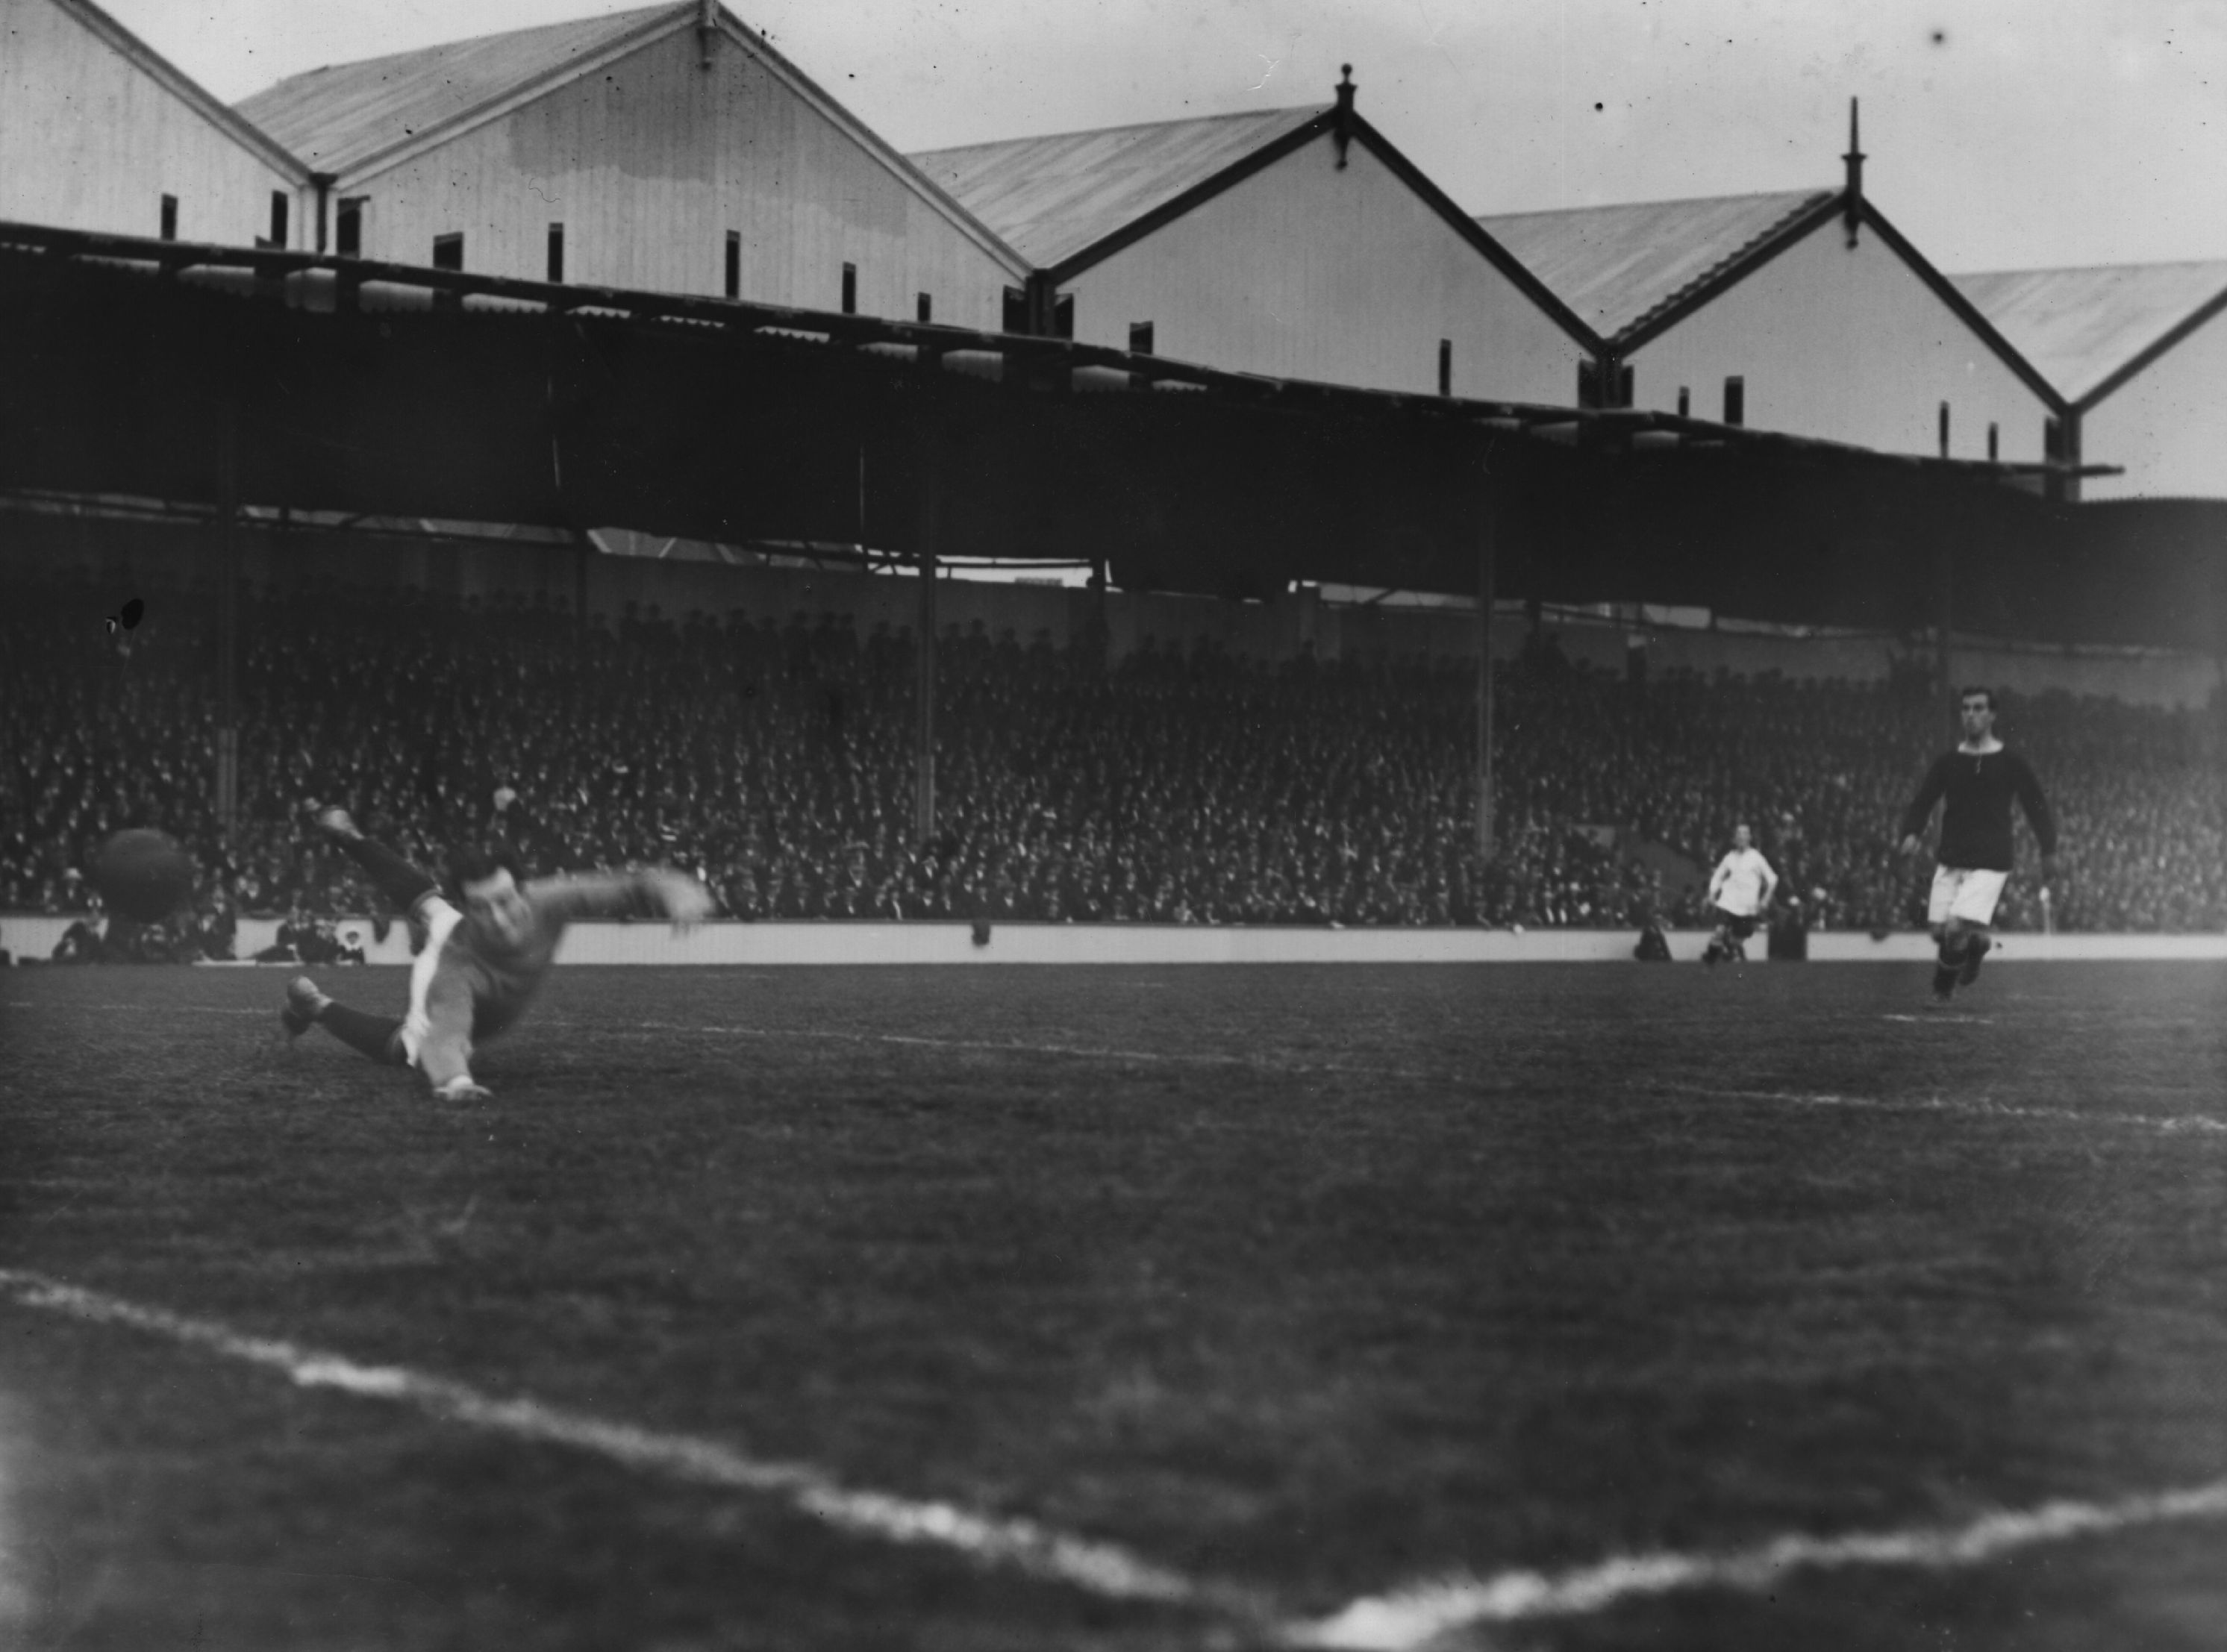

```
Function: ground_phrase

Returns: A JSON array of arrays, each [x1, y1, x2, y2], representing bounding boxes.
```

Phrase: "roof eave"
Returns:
[[307, 4, 688, 182], [1611, 192, 1842, 352], [1036, 109, 1336, 284], [710, 12, 1029, 278], [314, 4, 1028, 280], [2075, 281, 2227, 413], [1349, 116, 1599, 351], [1854, 201, 2068, 413], [59, 0, 310, 182], [1036, 110, 1602, 353]]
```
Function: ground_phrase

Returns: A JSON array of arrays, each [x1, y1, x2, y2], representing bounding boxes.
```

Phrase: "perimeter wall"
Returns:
[[4, 914, 2224, 967]]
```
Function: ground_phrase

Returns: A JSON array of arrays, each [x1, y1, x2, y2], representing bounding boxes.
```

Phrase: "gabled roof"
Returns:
[[908, 106, 1328, 269], [908, 104, 1595, 345], [1476, 190, 1834, 342], [1478, 186, 2064, 407], [1952, 261, 2227, 407], [234, 2, 1025, 275], [50, 0, 307, 181], [236, 4, 679, 176]]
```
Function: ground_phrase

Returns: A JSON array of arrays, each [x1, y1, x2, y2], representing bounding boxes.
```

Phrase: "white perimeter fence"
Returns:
[[4, 916, 2224, 967]]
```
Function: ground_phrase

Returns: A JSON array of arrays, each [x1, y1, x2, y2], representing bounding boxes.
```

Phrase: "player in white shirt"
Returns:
[[1702, 823, 1778, 967]]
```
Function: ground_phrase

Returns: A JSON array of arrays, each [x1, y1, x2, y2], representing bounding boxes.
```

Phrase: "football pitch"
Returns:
[[1, 960, 2223, 1651]]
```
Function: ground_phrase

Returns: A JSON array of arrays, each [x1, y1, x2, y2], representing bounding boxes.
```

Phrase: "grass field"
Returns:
[[2, 959, 2224, 1652]]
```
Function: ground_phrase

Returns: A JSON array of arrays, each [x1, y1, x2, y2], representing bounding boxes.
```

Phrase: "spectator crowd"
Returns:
[[4, 569, 2222, 938]]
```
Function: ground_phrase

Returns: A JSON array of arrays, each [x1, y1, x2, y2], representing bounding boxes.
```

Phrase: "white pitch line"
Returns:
[[622, 1018, 1447, 1080], [7, 1279, 2226, 1648], [1, 1001, 269, 1016], [1698, 1086, 2227, 1137], [0, 1268, 1264, 1625], [1285, 1479, 2227, 1649], [1, 1002, 1453, 1081]]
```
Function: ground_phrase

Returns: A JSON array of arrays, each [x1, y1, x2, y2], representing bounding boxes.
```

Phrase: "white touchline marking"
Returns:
[[1284, 1480, 2227, 1650], [590, 1019, 1452, 1082], [0, 1268, 1266, 1625], [1, 1002, 271, 1016], [1699, 1086, 2227, 1137], [1, 1004, 1453, 1081], [6, 1274, 2226, 1645]]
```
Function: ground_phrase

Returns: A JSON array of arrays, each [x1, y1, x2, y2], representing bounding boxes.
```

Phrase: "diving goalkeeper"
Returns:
[[280, 801, 714, 1099]]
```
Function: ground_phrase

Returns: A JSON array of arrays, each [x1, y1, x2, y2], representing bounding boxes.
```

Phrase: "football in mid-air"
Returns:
[[93, 828, 196, 922]]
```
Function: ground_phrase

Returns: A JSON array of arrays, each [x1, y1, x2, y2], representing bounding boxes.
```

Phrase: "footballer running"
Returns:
[[1897, 686, 2059, 1004], [1702, 822, 1778, 967], [280, 800, 714, 1099]]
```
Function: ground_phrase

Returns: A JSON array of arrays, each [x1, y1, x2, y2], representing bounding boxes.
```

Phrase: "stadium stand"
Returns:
[[3, 569, 2220, 936]]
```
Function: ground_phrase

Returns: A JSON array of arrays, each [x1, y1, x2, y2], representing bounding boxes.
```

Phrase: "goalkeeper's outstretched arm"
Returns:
[[524, 866, 717, 933], [490, 786, 563, 874]]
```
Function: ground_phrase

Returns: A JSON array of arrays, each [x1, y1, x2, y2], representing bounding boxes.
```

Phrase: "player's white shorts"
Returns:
[[399, 895, 463, 1066], [1928, 866, 2007, 928]]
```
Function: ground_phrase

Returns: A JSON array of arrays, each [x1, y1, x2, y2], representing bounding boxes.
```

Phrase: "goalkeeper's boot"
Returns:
[[433, 1075, 493, 1103], [1957, 933, 1993, 988], [280, 975, 331, 1041]]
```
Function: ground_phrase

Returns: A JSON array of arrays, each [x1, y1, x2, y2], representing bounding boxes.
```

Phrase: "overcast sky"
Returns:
[[104, 0, 2226, 275]]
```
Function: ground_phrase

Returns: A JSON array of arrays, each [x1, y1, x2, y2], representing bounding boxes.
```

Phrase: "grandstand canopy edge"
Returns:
[[1, 228, 2220, 653]]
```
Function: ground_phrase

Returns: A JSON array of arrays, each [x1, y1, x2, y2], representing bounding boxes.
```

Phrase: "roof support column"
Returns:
[[1934, 489, 1958, 742], [213, 399, 240, 846], [913, 442, 941, 845], [1023, 272, 1073, 342], [1581, 351, 1631, 413], [1475, 489, 1498, 863], [1087, 556, 1110, 674], [2040, 407, 2075, 505]]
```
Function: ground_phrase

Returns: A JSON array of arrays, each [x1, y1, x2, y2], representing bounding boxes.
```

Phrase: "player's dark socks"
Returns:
[[319, 1001, 410, 1066], [335, 834, 440, 915], [1958, 933, 1992, 986], [1931, 961, 1959, 999]]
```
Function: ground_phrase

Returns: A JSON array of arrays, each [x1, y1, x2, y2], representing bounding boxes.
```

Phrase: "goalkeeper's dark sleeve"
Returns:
[[491, 793, 561, 875], [334, 833, 440, 916]]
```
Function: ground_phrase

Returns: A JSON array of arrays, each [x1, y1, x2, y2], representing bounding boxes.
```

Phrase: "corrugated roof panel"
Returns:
[[1476, 190, 1834, 340], [908, 106, 1328, 268], [1953, 263, 2227, 402], [235, 3, 681, 175]]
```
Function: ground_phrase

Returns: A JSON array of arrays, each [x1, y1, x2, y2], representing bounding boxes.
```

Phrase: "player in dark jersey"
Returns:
[[280, 803, 713, 1099], [1898, 686, 2058, 1004]]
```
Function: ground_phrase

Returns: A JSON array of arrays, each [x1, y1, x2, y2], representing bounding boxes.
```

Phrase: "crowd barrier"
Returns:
[[4, 916, 2223, 968]]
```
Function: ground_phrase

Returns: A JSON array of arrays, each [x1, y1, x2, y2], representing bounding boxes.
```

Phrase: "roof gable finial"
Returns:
[[698, 0, 719, 69], [1334, 64, 1356, 169], [1842, 96, 1865, 248]]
